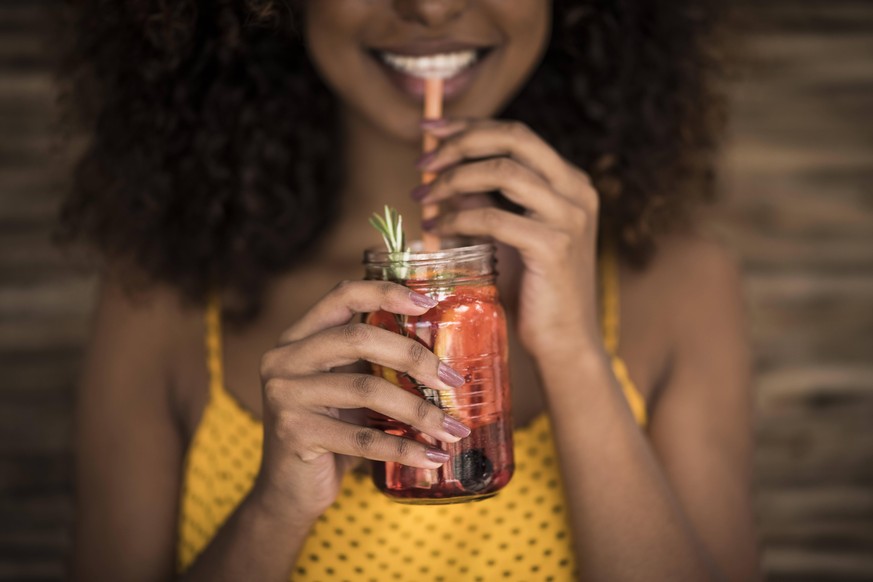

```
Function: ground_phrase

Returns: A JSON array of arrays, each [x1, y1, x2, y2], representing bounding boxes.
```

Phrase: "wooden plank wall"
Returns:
[[716, 2, 873, 580], [0, 0, 871, 580]]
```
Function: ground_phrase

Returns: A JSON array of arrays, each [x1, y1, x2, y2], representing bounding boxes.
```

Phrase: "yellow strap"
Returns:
[[611, 356, 648, 426], [600, 247, 648, 427], [204, 292, 225, 400]]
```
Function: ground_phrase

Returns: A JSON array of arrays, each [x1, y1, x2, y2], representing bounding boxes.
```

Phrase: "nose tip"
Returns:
[[393, 0, 467, 27]]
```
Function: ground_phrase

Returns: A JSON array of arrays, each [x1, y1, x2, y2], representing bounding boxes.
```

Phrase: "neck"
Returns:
[[266, 107, 434, 302], [338, 106, 427, 244]]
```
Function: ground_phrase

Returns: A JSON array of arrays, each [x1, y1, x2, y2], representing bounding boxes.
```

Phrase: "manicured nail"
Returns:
[[422, 217, 438, 231], [442, 415, 472, 439], [411, 184, 431, 201], [438, 362, 466, 388], [409, 291, 438, 309], [420, 118, 450, 128], [416, 151, 437, 169], [425, 448, 450, 463]]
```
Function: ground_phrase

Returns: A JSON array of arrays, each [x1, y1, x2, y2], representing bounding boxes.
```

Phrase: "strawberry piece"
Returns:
[[432, 286, 505, 362]]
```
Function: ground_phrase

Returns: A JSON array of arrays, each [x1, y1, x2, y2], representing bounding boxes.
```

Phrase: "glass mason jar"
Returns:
[[363, 238, 514, 504]]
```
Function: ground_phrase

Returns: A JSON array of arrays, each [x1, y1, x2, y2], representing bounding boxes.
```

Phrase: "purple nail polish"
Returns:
[[425, 448, 450, 463], [416, 151, 437, 169], [422, 217, 438, 231], [411, 184, 431, 201], [409, 291, 438, 309], [438, 362, 466, 388], [442, 415, 472, 439]]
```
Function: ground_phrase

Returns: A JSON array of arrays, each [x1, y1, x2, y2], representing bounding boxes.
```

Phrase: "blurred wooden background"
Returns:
[[712, 1, 873, 580], [1, 0, 871, 580]]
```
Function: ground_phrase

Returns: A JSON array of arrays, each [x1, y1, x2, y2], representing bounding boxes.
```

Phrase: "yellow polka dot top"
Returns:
[[177, 249, 647, 581]]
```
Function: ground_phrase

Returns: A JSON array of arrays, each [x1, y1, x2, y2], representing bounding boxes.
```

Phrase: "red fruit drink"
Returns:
[[363, 239, 514, 504]]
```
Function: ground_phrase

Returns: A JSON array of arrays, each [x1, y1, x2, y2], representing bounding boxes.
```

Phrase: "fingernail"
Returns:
[[416, 151, 437, 169], [409, 291, 438, 309], [425, 448, 450, 463], [411, 184, 431, 201], [442, 415, 472, 439], [420, 118, 449, 128], [422, 217, 438, 231], [438, 362, 466, 388]]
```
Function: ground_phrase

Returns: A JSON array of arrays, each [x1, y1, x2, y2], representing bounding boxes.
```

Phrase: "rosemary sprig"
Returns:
[[369, 206, 446, 408], [369, 205, 405, 253], [369, 205, 411, 280]]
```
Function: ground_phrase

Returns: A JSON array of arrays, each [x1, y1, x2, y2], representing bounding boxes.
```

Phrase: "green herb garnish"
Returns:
[[368, 206, 452, 409], [369, 205, 411, 280]]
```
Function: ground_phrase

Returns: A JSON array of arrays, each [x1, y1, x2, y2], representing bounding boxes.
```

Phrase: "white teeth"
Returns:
[[380, 50, 478, 80]]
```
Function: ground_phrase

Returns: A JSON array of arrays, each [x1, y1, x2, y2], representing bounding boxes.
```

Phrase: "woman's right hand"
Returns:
[[251, 280, 471, 525]]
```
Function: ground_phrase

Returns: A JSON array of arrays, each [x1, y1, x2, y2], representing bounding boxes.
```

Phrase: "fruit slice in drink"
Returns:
[[365, 282, 513, 501]]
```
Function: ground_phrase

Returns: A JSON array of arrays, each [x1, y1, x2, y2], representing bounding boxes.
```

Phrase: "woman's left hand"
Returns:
[[415, 118, 603, 367]]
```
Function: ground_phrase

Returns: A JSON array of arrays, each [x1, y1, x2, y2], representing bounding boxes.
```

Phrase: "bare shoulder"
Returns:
[[93, 267, 198, 363], [617, 232, 748, 401], [75, 267, 203, 580], [87, 265, 205, 418], [631, 231, 752, 406], [647, 231, 742, 291], [639, 235, 760, 582], [634, 231, 746, 330], [97, 265, 196, 325]]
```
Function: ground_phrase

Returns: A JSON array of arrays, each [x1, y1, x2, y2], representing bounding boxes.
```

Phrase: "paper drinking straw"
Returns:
[[422, 77, 443, 252]]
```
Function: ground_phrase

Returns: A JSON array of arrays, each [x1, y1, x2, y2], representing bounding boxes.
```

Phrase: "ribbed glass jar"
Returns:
[[363, 238, 514, 504]]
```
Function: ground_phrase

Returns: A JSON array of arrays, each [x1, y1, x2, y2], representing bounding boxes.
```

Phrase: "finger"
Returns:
[[316, 416, 452, 469], [267, 324, 466, 391], [413, 157, 570, 223], [279, 280, 437, 344], [418, 119, 573, 194], [426, 206, 569, 263], [287, 374, 471, 443]]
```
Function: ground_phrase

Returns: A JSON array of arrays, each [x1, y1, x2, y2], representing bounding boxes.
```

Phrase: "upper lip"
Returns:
[[369, 39, 495, 56]]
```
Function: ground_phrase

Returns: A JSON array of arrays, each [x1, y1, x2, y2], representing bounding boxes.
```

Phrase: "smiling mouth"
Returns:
[[367, 46, 495, 100], [374, 48, 488, 80]]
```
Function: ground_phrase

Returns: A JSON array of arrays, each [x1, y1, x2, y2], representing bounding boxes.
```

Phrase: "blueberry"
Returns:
[[454, 448, 494, 492]]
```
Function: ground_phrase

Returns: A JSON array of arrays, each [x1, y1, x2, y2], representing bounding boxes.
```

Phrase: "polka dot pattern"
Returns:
[[178, 396, 597, 580], [177, 384, 262, 567], [177, 250, 646, 579]]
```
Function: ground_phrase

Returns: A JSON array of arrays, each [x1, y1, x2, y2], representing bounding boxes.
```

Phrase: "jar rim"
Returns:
[[363, 236, 494, 265]]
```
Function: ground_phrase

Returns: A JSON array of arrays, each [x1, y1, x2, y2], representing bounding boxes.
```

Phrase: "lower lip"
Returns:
[[372, 53, 490, 102]]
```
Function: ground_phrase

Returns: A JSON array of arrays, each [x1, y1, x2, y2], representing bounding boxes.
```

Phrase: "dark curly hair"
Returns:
[[56, 0, 729, 322]]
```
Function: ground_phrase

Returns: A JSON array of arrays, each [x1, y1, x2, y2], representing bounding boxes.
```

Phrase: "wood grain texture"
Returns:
[[715, 1, 873, 580], [0, 0, 871, 580]]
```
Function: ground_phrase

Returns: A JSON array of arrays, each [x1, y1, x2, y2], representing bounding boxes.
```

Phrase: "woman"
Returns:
[[62, 0, 759, 580]]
